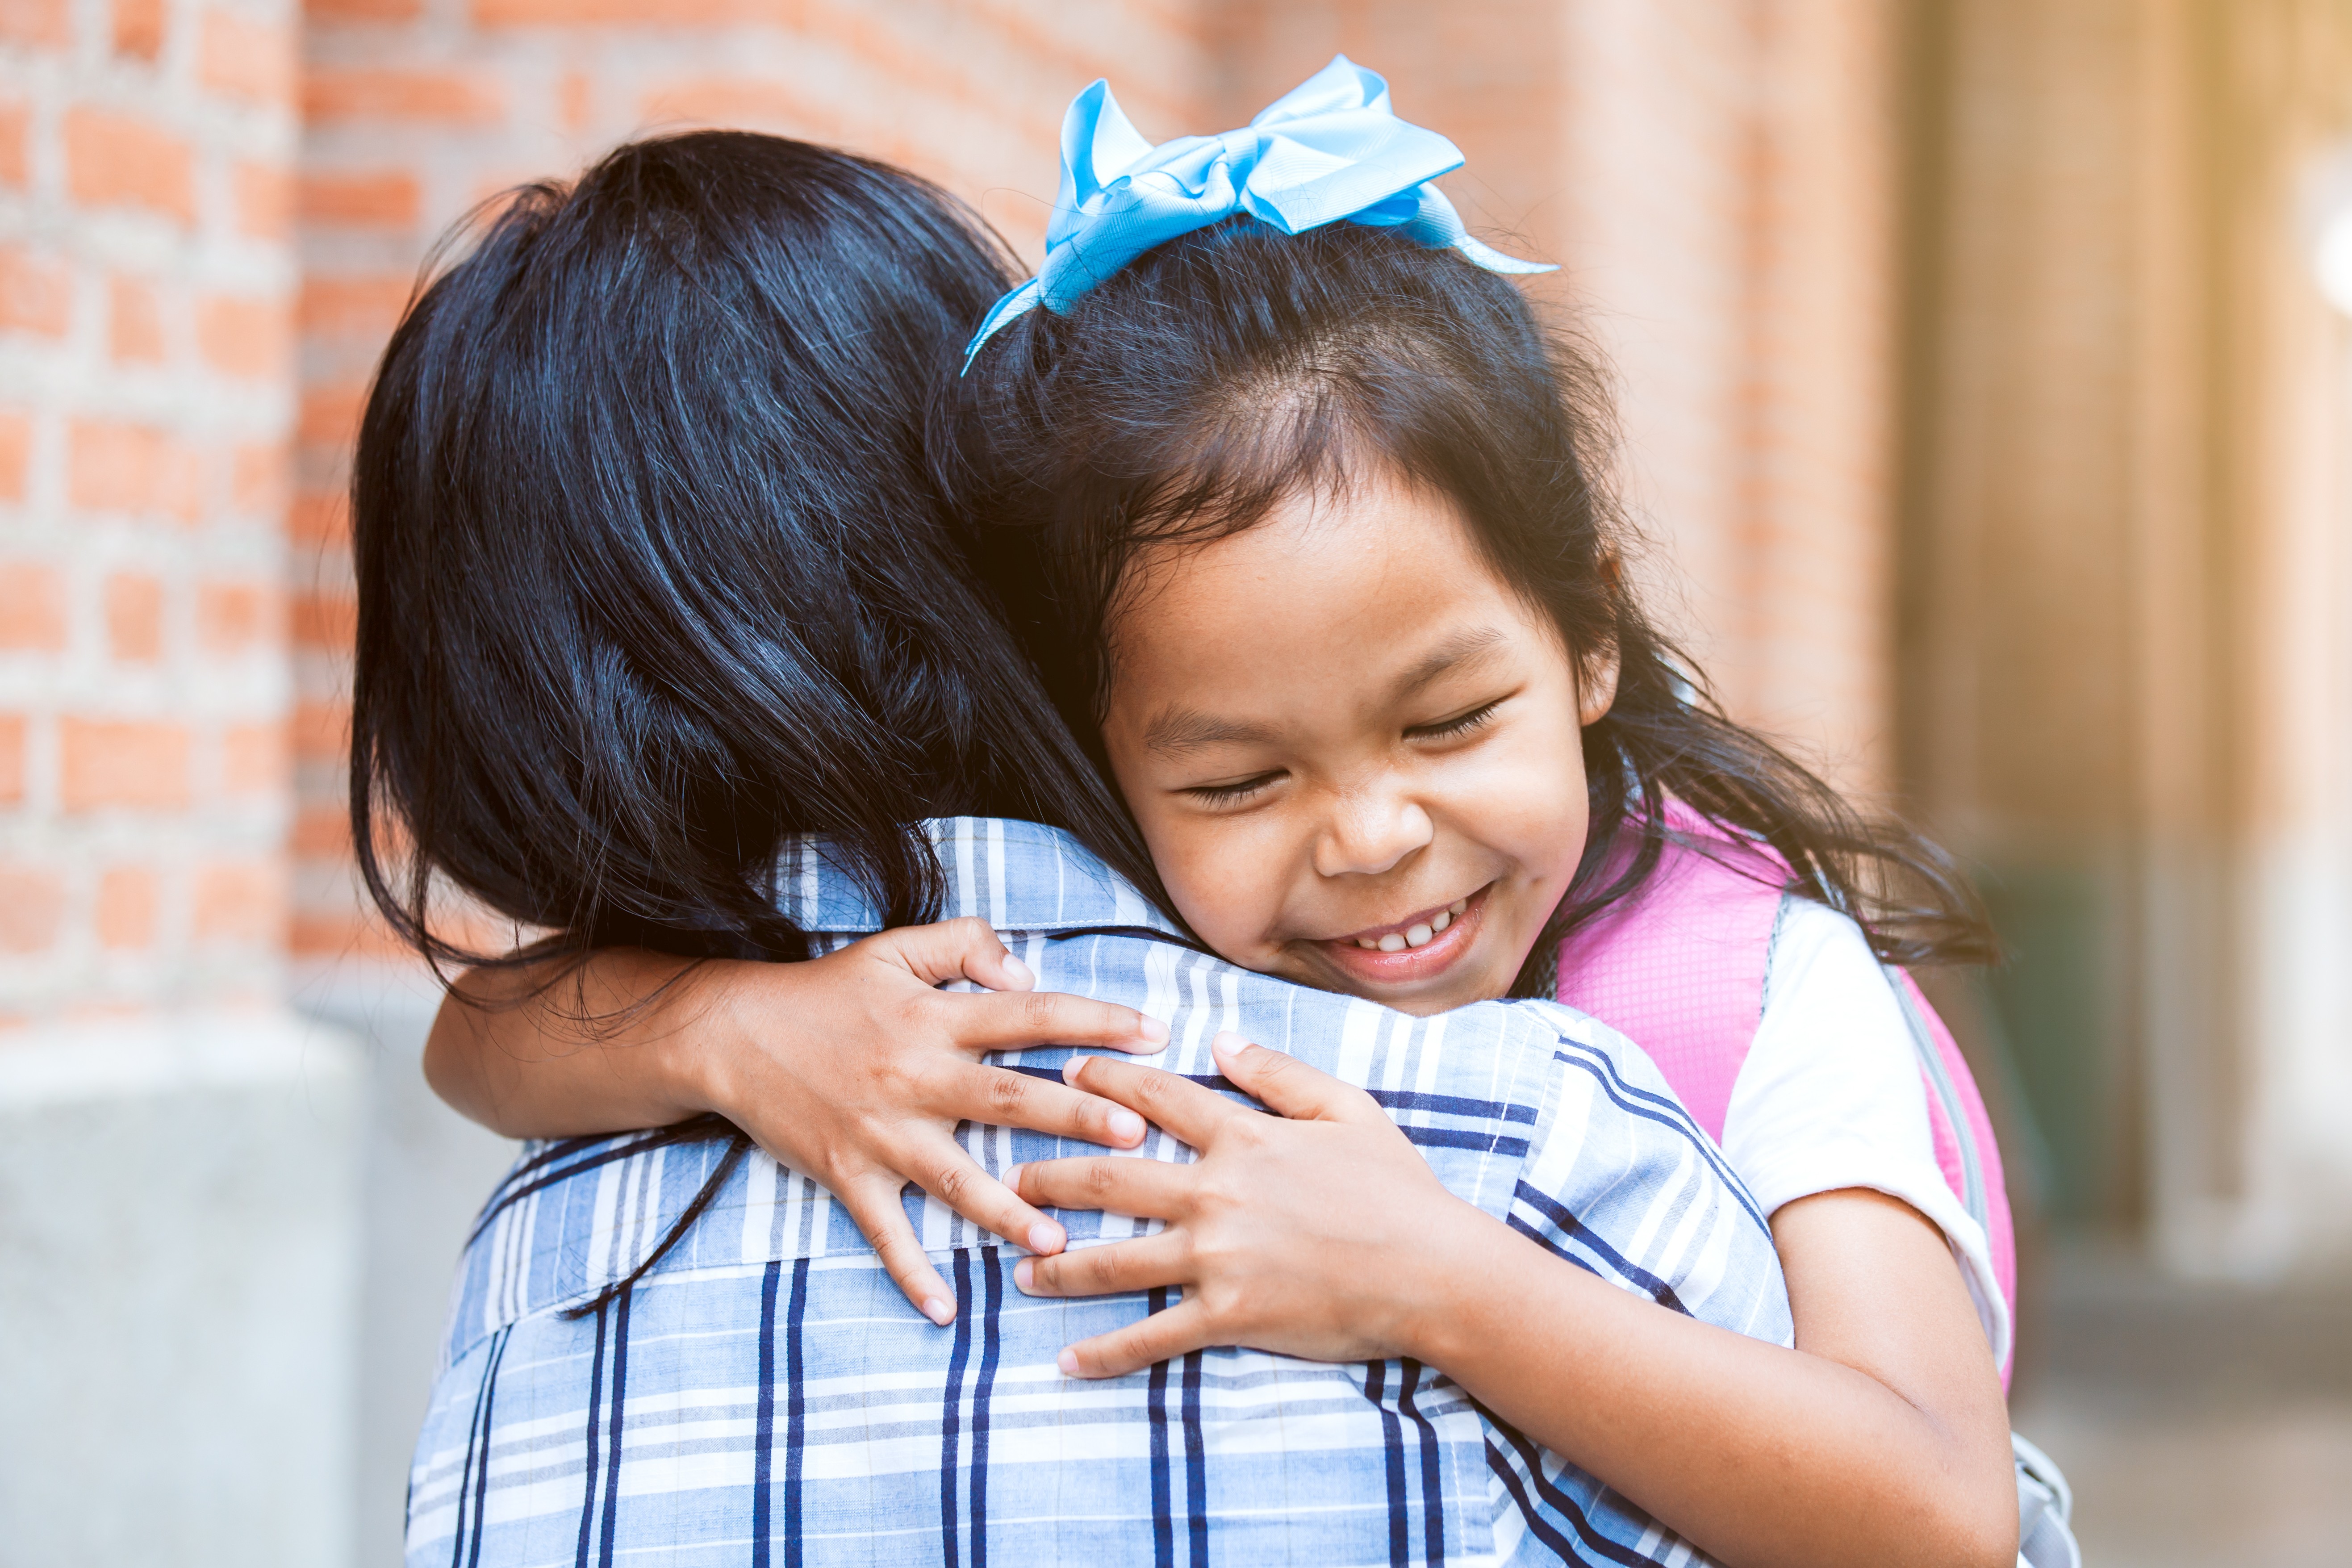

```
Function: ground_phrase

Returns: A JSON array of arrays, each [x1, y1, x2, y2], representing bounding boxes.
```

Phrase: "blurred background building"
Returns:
[[2, 0, 2348, 1563]]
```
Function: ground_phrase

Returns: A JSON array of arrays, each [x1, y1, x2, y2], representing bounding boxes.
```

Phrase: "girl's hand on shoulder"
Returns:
[[702, 917, 1170, 1325], [1004, 1031, 1483, 1376]]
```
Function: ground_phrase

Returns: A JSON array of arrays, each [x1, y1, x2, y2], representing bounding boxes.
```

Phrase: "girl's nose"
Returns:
[[1312, 788, 1435, 879]]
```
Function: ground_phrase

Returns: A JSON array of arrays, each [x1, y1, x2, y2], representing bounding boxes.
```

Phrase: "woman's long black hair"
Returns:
[[351, 131, 1157, 972], [348, 132, 1161, 1312], [954, 218, 1993, 984]]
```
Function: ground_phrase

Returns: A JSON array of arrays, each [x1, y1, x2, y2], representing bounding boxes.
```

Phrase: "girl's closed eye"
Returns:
[[1180, 696, 1511, 806], [1182, 769, 1286, 806], [1405, 696, 1508, 743]]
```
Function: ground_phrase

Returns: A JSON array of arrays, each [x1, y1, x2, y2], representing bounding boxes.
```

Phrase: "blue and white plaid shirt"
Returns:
[[409, 819, 1792, 1567]]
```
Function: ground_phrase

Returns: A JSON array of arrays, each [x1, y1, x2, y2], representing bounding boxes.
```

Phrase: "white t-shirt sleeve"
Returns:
[[1717, 899, 2010, 1369]]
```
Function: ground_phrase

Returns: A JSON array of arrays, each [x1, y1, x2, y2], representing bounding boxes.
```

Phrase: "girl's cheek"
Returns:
[[1149, 817, 1278, 954], [1460, 731, 1588, 868]]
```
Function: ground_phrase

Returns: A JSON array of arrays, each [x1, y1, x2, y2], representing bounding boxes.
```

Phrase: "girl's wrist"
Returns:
[[1394, 1198, 1517, 1367]]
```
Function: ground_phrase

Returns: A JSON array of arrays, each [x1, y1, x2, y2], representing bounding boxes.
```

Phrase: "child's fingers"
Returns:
[[1010, 1153, 1195, 1219], [868, 922, 1171, 1053], [940, 1063, 1150, 1150], [1012, 1233, 1188, 1299], [906, 1136, 1072, 1259], [1056, 1298, 1214, 1380], [837, 1176, 957, 1326], [873, 916, 1030, 991], [1208, 1031, 1387, 1125], [951, 990, 1169, 1056], [1062, 1056, 1243, 1147]]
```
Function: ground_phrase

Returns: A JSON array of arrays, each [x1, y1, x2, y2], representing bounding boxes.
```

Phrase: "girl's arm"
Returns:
[[425, 917, 1170, 1324], [1009, 1036, 2018, 1568]]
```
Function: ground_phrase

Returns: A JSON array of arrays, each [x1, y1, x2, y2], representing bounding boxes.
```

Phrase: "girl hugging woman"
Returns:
[[375, 59, 2068, 1568]]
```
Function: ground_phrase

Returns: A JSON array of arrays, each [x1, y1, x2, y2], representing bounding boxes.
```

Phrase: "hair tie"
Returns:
[[962, 54, 1554, 368]]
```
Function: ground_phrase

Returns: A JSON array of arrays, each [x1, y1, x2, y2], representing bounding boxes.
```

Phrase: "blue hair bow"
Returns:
[[962, 54, 1553, 366]]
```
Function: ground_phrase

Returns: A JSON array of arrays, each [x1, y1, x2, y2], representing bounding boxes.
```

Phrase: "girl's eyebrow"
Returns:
[[1393, 626, 1510, 697], [1143, 707, 1282, 758]]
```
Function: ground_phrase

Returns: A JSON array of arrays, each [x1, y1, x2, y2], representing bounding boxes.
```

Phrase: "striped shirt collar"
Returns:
[[777, 816, 1189, 938]]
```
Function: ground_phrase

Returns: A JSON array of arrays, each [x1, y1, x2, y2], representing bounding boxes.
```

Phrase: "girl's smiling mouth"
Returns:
[[1317, 884, 1492, 987]]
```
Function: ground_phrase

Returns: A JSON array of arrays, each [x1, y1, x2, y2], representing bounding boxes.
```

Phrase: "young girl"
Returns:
[[372, 125, 1798, 1568], [418, 67, 2036, 1567]]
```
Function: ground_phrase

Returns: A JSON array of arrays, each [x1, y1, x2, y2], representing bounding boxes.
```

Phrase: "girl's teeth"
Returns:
[[1350, 902, 1469, 954]]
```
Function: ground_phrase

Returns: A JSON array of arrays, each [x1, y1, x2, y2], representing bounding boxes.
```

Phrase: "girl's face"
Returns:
[[1100, 473, 1614, 1016]]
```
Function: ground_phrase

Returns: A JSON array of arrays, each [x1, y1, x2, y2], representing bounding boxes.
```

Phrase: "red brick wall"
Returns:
[[0, 0, 300, 1022], [290, 0, 1217, 959], [1550, 0, 1899, 796], [1737, 0, 1898, 797]]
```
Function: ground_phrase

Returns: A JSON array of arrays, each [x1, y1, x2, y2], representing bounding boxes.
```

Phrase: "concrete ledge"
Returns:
[[0, 1008, 364, 1568]]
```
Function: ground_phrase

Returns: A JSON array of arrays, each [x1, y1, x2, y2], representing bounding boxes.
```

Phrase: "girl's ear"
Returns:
[[1577, 643, 1621, 727], [1576, 550, 1625, 726]]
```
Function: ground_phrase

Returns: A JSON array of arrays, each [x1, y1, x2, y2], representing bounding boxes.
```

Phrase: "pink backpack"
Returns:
[[1554, 801, 2016, 1378]]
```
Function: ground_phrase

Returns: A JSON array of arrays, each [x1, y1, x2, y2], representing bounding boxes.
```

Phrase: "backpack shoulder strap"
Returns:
[[1555, 807, 1784, 1142], [1891, 969, 2018, 1379]]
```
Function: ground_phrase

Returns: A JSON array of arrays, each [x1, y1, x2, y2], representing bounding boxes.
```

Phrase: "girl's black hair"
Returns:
[[351, 130, 1157, 974], [349, 131, 1162, 1312], [955, 218, 1993, 983]]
